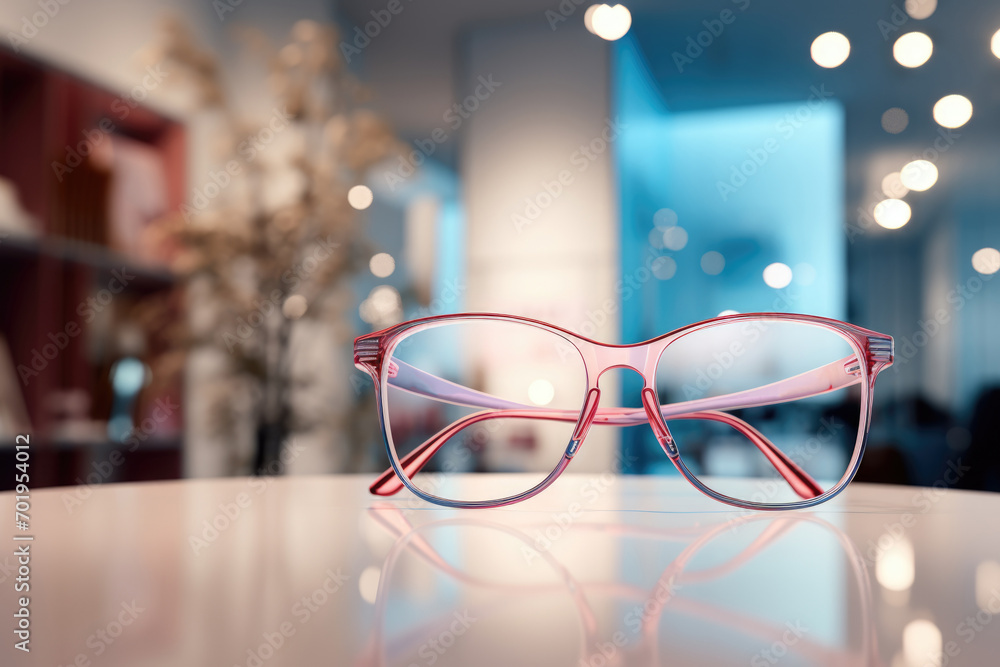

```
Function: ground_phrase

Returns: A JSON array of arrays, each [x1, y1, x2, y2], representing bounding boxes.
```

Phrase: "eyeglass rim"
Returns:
[[355, 312, 893, 510]]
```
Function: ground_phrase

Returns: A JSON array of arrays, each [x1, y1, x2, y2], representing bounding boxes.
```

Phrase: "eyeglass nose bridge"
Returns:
[[590, 343, 660, 377], [563, 348, 678, 460]]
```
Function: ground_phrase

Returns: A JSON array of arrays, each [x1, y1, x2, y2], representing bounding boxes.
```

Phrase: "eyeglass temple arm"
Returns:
[[370, 356, 860, 498]]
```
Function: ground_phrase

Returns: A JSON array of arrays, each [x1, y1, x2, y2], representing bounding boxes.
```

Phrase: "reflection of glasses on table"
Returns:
[[355, 312, 894, 509], [359, 505, 882, 667]]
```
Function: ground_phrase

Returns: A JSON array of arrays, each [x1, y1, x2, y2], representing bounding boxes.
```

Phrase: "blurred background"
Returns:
[[0, 0, 998, 492]]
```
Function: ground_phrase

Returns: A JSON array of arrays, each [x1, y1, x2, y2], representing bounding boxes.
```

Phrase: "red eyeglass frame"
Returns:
[[354, 312, 894, 510]]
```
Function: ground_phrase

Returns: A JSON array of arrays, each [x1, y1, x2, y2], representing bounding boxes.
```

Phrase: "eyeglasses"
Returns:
[[354, 312, 893, 510]]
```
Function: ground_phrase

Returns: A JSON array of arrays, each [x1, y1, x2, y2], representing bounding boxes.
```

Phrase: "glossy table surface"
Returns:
[[2, 474, 999, 666]]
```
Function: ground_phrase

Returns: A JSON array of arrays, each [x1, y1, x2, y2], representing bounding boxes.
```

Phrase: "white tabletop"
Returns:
[[2, 475, 998, 666]]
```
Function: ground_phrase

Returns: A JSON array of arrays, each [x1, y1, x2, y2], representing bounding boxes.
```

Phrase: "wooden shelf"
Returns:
[[0, 233, 176, 291], [0, 437, 183, 491], [0, 46, 187, 488]]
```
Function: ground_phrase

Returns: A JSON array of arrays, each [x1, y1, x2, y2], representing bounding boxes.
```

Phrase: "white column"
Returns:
[[461, 20, 620, 473]]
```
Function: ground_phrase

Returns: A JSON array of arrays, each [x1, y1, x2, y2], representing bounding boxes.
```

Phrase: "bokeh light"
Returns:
[[903, 620, 941, 667], [359, 285, 402, 325], [358, 566, 380, 604], [992, 28, 1000, 59], [932, 94, 973, 129], [528, 379, 555, 406], [369, 252, 396, 278], [874, 199, 911, 229], [893, 32, 933, 68], [762, 262, 793, 289], [971, 247, 1000, 275], [976, 560, 1000, 611], [653, 207, 679, 229], [899, 160, 938, 191], [876, 536, 915, 592], [881, 107, 909, 134], [583, 5, 600, 34], [591, 4, 632, 41], [662, 226, 688, 251], [348, 184, 374, 210], [810, 32, 851, 68], [905, 0, 937, 20], [281, 294, 308, 320], [881, 172, 909, 198], [651, 255, 677, 280], [700, 251, 725, 275]]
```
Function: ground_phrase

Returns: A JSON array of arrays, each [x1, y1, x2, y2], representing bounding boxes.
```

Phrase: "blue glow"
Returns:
[[434, 196, 465, 314], [612, 37, 846, 472], [111, 357, 146, 395]]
